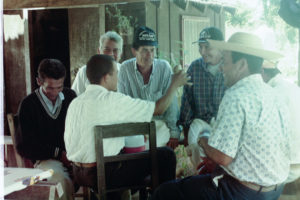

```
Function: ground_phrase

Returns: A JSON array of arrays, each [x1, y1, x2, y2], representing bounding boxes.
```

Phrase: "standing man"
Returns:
[[64, 54, 190, 199], [178, 27, 225, 145], [262, 62, 300, 184], [16, 59, 77, 200], [118, 26, 181, 149], [72, 31, 123, 95], [151, 32, 290, 200]]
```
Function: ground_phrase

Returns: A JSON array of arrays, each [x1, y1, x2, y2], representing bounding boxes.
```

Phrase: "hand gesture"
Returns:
[[171, 70, 192, 88]]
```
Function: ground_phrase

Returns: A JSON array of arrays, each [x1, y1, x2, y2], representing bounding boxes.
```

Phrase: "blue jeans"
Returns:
[[151, 172, 284, 200]]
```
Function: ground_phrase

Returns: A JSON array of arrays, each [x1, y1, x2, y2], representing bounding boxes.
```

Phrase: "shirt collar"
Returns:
[[134, 59, 155, 75], [229, 74, 263, 91], [39, 87, 64, 114], [267, 74, 282, 87], [86, 84, 108, 92]]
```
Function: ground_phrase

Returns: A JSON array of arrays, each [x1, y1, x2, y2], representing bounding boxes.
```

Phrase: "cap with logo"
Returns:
[[193, 27, 224, 44], [133, 26, 158, 47]]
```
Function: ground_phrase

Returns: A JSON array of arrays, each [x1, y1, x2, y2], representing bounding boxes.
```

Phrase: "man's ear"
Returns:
[[36, 78, 42, 86], [131, 48, 136, 56], [236, 58, 248, 75], [97, 47, 101, 54], [102, 73, 110, 84]]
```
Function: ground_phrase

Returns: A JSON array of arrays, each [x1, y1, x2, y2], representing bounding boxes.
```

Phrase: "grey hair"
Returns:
[[99, 31, 123, 54]]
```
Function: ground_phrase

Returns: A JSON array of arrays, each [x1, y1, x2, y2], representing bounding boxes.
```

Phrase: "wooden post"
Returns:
[[298, 28, 300, 86]]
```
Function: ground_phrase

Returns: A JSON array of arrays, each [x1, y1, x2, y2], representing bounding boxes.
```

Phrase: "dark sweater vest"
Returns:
[[16, 88, 76, 162]]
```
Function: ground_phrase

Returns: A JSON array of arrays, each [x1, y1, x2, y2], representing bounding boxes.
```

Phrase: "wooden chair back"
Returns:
[[94, 121, 158, 200], [7, 113, 32, 168]]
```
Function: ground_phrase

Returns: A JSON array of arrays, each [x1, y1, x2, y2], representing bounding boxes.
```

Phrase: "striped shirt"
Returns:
[[118, 58, 181, 139], [179, 58, 225, 127]]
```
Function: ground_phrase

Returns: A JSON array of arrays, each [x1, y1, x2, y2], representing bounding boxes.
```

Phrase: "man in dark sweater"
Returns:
[[16, 59, 77, 200]]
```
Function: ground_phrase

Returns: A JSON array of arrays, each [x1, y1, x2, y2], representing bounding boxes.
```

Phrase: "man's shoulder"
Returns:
[[62, 88, 77, 99], [190, 58, 205, 67], [121, 58, 135, 68]]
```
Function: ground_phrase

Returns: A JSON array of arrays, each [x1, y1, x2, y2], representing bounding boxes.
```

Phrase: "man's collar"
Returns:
[[39, 87, 64, 104], [134, 59, 155, 75]]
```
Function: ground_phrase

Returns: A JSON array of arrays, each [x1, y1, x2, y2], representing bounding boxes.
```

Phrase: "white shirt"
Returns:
[[39, 87, 64, 114], [64, 84, 155, 163], [267, 74, 300, 164], [208, 74, 291, 186], [71, 63, 121, 95]]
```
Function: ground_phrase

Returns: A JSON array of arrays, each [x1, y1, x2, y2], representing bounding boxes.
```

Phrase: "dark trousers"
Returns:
[[73, 147, 176, 199], [151, 170, 284, 200]]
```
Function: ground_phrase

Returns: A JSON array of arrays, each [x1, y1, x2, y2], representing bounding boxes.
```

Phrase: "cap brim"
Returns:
[[207, 39, 283, 60], [192, 39, 208, 44]]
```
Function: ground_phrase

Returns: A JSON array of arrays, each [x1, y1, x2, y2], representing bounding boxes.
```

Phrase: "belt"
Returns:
[[74, 162, 97, 168], [238, 181, 277, 192]]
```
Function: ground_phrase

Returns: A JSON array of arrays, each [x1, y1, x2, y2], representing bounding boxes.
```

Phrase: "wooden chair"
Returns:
[[94, 121, 159, 200], [7, 113, 33, 168]]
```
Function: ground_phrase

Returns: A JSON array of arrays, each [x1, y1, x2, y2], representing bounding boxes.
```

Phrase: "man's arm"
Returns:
[[199, 137, 233, 166], [154, 70, 191, 115]]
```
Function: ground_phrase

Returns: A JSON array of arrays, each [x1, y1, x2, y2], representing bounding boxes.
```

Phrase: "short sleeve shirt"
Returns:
[[208, 74, 291, 186]]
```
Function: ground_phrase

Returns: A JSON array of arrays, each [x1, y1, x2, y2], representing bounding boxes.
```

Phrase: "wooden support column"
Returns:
[[298, 29, 300, 86]]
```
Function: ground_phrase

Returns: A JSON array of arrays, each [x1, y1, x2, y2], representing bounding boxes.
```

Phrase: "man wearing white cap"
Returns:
[[262, 63, 300, 184], [151, 32, 291, 200], [178, 27, 225, 146]]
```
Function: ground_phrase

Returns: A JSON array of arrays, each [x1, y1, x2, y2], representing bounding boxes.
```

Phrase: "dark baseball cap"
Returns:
[[133, 26, 158, 48], [193, 27, 224, 44]]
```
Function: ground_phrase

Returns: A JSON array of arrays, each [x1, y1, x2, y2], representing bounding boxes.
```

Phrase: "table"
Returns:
[[3, 167, 63, 200]]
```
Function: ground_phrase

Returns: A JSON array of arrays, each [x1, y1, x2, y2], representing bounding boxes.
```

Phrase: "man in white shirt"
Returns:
[[71, 31, 123, 95], [262, 64, 300, 184], [152, 33, 290, 200], [64, 54, 190, 199]]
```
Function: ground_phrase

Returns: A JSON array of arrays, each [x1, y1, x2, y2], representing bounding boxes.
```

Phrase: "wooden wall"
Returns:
[[68, 6, 105, 82], [3, 11, 31, 116]]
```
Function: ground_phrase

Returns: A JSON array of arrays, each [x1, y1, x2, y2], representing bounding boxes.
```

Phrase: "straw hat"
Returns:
[[208, 32, 283, 60]]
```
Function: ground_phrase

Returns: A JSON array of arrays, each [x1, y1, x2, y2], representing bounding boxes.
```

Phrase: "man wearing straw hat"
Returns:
[[151, 32, 291, 200], [262, 62, 300, 185]]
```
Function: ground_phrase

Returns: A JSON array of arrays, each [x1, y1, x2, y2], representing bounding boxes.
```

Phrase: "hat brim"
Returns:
[[192, 39, 208, 44], [207, 39, 283, 60]]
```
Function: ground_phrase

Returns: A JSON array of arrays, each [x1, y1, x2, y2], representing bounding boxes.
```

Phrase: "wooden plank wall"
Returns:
[[68, 6, 105, 83], [3, 11, 31, 116]]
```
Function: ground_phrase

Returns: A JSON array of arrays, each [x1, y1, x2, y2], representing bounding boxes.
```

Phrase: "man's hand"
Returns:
[[167, 138, 179, 149], [60, 151, 72, 169], [171, 70, 192, 88]]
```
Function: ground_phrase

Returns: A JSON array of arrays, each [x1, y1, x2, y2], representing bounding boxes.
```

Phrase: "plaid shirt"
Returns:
[[179, 58, 225, 127]]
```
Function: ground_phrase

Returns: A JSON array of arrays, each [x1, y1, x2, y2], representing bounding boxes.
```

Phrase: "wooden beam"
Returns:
[[298, 29, 300, 86], [4, 0, 145, 10]]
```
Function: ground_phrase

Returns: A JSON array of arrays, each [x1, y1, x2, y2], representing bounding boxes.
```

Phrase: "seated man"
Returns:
[[72, 31, 123, 95], [178, 27, 225, 145], [262, 63, 300, 184], [64, 54, 190, 199], [118, 26, 180, 149], [151, 32, 291, 200], [16, 59, 77, 200]]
